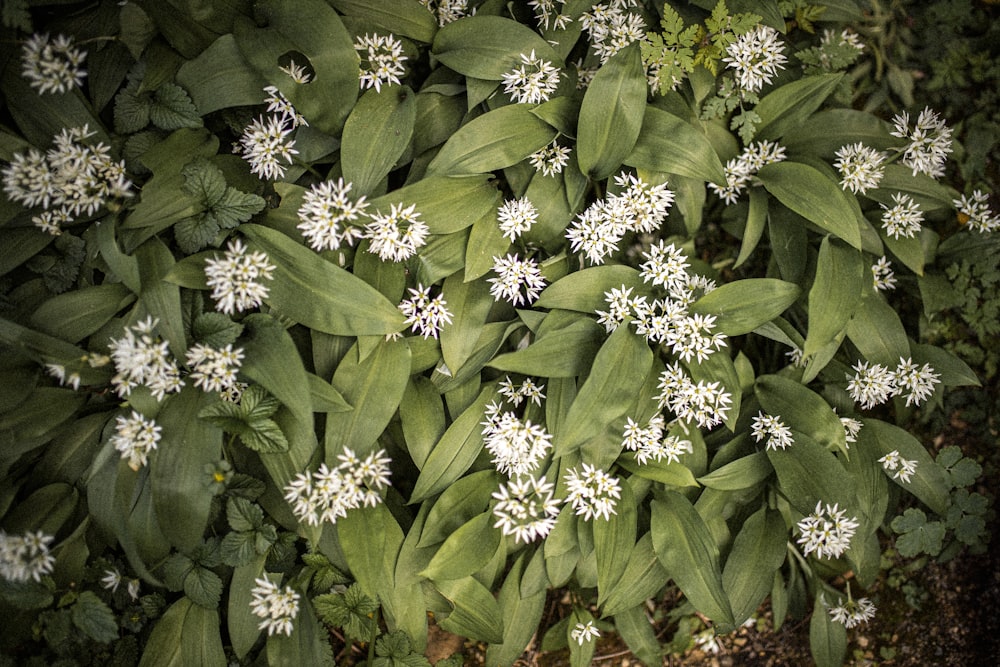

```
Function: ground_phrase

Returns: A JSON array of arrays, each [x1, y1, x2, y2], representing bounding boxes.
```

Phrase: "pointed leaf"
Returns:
[[688, 278, 800, 336], [754, 73, 844, 140], [803, 237, 865, 360], [758, 161, 861, 249], [341, 86, 416, 197], [600, 533, 669, 616], [421, 512, 501, 581], [594, 481, 637, 605], [625, 106, 726, 184], [755, 374, 847, 455], [435, 576, 504, 644], [722, 508, 787, 624], [431, 15, 562, 79], [845, 293, 910, 367]]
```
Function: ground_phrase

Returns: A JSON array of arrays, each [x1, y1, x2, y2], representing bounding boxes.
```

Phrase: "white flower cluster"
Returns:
[[528, 140, 572, 177], [750, 411, 795, 451], [827, 596, 876, 628], [880, 192, 924, 239], [296, 177, 368, 251], [111, 410, 162, 471], [185, 344, 244, 394], [497, 376, 546, 406], [723, 25, 787, 93], [571, 620, 601, 645], [283, 448, 391, 526], [418, 0, 469, 26], [365, 202, 430, 262], [398, 284, 453, 339], [101, 568, 140, 600], [821, 28, 865, 53], [953, 190, 999, 233], [482, 401, 553, 477], [355, 33, 407, 93], [834, 142, 886, 195], [488, 254, 547, 306], [841, 416, 863, 444], [847, 357, 940, 409], [109, 316, 183, 400], [279, 58, 311, 84], [238, 88, 307, 181], [491, 475, 561, 544], [21, 33, 86, 95], [502, 50, 561, 105], [796, 501, 859, 559], [250, 577, 300, 636], [710, 140, 787, 205], [204, 238, 276, 314], [878, 449, 918, 483], [580, 0, 645, 64], [657, 362, 733, 430], [564, 463, 621, 521], [871, 255, 896, 292], [621, 414, 693, 465], [2, 125, 133, 235], [890, 107, 953, 179], [0, 530, 56, 583], [528, 0, 572, 31], [497, 197, 539, 241], [567, 171, 675, 264]]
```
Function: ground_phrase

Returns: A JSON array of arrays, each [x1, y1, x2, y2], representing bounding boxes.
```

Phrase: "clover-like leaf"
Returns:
[[313, 583, 378, 642], [373, 629, 432, 667], [891, 508, 945, 557]]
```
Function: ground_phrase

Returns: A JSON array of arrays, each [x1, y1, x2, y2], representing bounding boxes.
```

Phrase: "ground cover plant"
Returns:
[[0, 1, 995, 666]]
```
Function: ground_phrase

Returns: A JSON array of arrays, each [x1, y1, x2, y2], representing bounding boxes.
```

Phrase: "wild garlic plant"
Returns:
[[0, 1, 992, 666]]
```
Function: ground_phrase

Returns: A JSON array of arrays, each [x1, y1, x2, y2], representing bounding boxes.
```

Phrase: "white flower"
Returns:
[[482, 404, 553, 477], [953, 190, 999, 233], [111, 410, 162, 471], [656, 363, 732, 430], [580, 2, 645, 64], [497, 376, 546, 406], [890, 107, 953, 179], [840, 417, 863, 444], [185, 344, 244, 394], [283, 449, 392, 526], [497, 197, 539, 241], [529, 0, 573, 30], [709, 140, 787, 204], [21, 33, 86, 94], [566, 200, 627, 265], [204, 238, 276, 314], [250, 577, 300, 637], [639, 240, 689, 293], [0, 530, 56, 583], [109, 316, 184, 400], [101, 568, 122, 592], [723, 25, 787, 93], [892, 357, 940, 407], [488, 254, 546, 306], [751, 411, 795, 450], [846, 360, 895, 410], [420, 0, 469, 26], [45, 363, 81, 390], [502, 50, 561, 104], [492, 476, 561, 544], [238, 113, 299, 181], [571, 620, 601, 645], [263, 86, 308, 128], [528, 140, 572, 177], [621, 415, 693, 465], [595, 285, 636, 333], [398, 284, 453, 339], [834, 143, 886, 195], [796, 501, 858, 559], [878, 449, 918, 483], [279, 58, 312, 84], [355, 33, 407, 92], [871, 255, 896, 292], [880, 192, 924, 238], [564, 464, 621, 521], [828, 596, 876, 628], [612, 172, 674, 234], [363, 203, 429, 262], [297, 178, 368, 251]]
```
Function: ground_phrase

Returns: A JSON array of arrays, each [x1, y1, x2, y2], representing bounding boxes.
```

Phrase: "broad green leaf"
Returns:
[[735, 188, 769, 267], [368, 174, 500, 236], [241, 224, 405, 335], [862, 418, 950, 515], [432, 15, 561, 79], [650, 492, 735, 631], [2, 70, 102, 148], [266, 597, 335, 666], [755, 374, 848, 456], [440, 274, 493, 372], [0, 317, 111, 383], [95, 218, 141, 292], [485, 553, 547, 667], [910, 342, 979, 387], [870, 164, 959, 212], [388, 506, 433, 653], [722, 508, 786, 624], [138, 598, 225, 667], [329, 0, 438, 43], [418, 469, 497, 547], [594, 481, 637, 606], [625, 106, 727, 185], [782, 109, 897, 158], [306, 373, 352, 413], [341, 86, 416, 197], [555, 326, 653, 456], [688, 278, 800, 336], [30, 284, 135, 343], [758, 161, 861, 249], [882, 231, 925, 276], [614, 604, 662, 666], [464, 207, 512, 281], [420, 511, 501, 581], [400, 377, 446, 469], [435, 576, 504, 644], [577, 44, 646, 180], [803, 237, 865, 360], [617, 455, 699, 488], [336, 503, 404, 604], [0, 228, 53, 278], [753, 73, 844, 140], [488, 313, 605, 378], [234, 0, 358, 135], [535, 265, 650, 313], [176, 34, 268, 115], [427, 104, 557, 175], [151, 388, 222, 551], [409, 384, 496, 503], [809, 595, 847, 667], [845, 293, 910, 367], [697, 451, 772, 490], [766, 431, 856, 517], [239, 314, 313, 431], [137, 239, 186, 359], [71, 591, 118, 644]]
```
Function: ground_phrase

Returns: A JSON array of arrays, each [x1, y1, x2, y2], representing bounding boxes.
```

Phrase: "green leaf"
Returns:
[[910, 343, 979, 388], [594, 481, 637, 606], [173, 215, 219, 255], [614, 604, 662, 666], [435, 576, 504, 644], [421, 512, 501, 581], [329, 0, 437, 43], [341, 86, 417, 197], [374, 630, 432, 667], [30, 284, 135, 343], [366, 174, 500, 235], [431, 15, 562, 79], [753, 73, 844, 141], [535, 265, 650, 313], [488, 313, 605, 378], [625, 106, 727, 184], [845, 293, 910, 367], [554, 326, 653, 457], [71, 591, 119, 643], [210, 186, 266, 229], [228, 556, 266, 659], [650, 492, 735, 631], [803, 237, 865, 363], [266, 597, 335, 666], [766, 431, 856, 517], [722, 508, 786, 624], [241, 224, 406, 335], [688, 278, 800, 336], [176, 34, 269, 115], [891, 508, 945, 557], [184, 565, 223, 609], [697, 451, 772, 490], [227, 497, 264, 532], [757, 161, 861, 249], [782, 109, 897, 158], [485, 553, 547, 667], [427, 104, 557, 176], [221, 530, 259, 567], [863, 418, 950, 515], [418, 469, 497, 547], [115, 86, 152, 133], [150, 83, 203, 130], [313, 583, 378, 641], [336, 503, 404, 604], [138, 597, 225, 667], [755, 374, 848, 456], [577, 44, 646, 180], [440, 274, 493, 374], [809, 594, 847, 667]]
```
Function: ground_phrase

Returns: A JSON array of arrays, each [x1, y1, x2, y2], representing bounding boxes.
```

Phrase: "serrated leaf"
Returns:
[[150, 83, 203, 130], [210, 187, 266, 229], [174, 214, 220, 254], [181, 159, 227, 206], [313, 584, 377, 641], [227, 497, 264, 532], [192, 311, 243, 347], [115, 87, 152, 134], [72, 591, 119, 643], [221, 531, 259, 567], [184, 565, 223, 609], [241, 418, 289, 453], [891, 509, 945, 557]]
